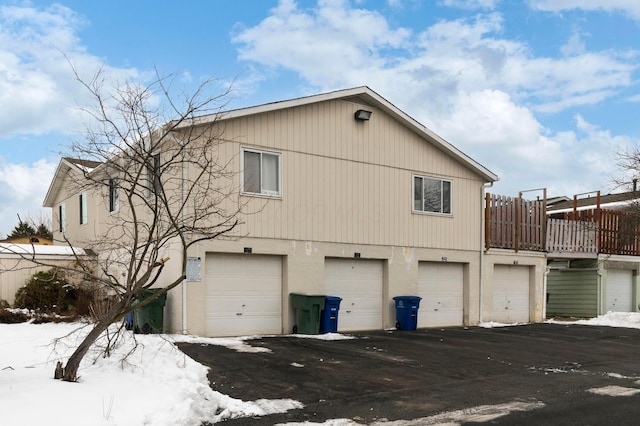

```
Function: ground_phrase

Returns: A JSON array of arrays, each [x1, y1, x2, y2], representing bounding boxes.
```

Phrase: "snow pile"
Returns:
[[557, 311, 640, 329], [0, 322, 301, 425], [169, 332, 355, 353], [3, 312, 640, 425], [485, 312, 640, 329], [478, 322, 521, 328]]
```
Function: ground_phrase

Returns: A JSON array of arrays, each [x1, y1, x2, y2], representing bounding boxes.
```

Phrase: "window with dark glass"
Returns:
[[242, 148, 281, 196], [79, 192, 87, 224], [58, 203, 66, 232], [108, 178, 119, 212], [413, 175, 452, 214], [147, 153, 161, 195]]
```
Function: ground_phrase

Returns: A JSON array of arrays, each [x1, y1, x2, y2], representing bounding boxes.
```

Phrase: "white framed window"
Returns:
[[241, 148, 281, 197], [413, 175, 452, 214], [108, 178, 119, 213], [58, 203, 66, 232], [79, 192, 88, 225]]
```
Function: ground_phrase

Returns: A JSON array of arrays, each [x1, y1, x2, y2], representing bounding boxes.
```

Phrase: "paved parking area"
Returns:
[[177, 323, 640, 425]]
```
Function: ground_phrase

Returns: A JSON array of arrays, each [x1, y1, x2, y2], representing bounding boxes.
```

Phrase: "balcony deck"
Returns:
[[485, 193, 640, 257]]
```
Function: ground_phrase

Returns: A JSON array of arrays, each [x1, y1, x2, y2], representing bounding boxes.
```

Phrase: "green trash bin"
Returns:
[[133, 289, 167, 334], [290, 293, 326, 334]]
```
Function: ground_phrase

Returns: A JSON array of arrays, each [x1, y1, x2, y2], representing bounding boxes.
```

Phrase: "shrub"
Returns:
[[13, 269, 98, 317], [0, 307, 28, 323], [14, 269, 69, 313]]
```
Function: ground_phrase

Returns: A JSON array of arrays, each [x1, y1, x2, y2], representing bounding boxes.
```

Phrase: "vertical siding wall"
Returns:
[[50, 169, 105, 246], [547, 260, 599, 318], [0, 257, 81, 305], [214, 99, 485, 251]]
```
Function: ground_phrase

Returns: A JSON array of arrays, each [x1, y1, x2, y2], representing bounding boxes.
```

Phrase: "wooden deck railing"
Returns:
[[485, 193, 545, 251], [598, 210, 640, 255], [545, 218, 597, 254], [485, 194, 640, 256]]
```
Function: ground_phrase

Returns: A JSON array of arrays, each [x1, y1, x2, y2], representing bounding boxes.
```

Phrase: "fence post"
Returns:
[[485, 192, 491, 250], [514, 196, 520, 252]]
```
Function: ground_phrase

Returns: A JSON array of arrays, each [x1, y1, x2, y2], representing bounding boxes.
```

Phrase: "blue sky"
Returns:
[[1, 0, 640, 236]]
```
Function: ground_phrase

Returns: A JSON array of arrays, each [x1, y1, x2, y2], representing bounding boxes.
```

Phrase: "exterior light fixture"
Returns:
[[354, 109, 372, 121]]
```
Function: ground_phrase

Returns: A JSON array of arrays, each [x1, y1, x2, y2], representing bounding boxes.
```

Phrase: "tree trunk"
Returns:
[[59, 302, 125, 382]]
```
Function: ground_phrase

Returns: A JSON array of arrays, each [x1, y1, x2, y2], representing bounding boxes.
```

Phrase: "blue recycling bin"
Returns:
[[320, 296, 342, 333], [393, 296, 422, 330], [125, 312, 135, 330]]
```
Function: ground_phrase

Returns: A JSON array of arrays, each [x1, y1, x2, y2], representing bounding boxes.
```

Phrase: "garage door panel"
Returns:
[[205, 254, 282, 337], [325, 258, 383, 332], [207, 294, 280, 317], [492, 265, 530, 323], [418, 262, 464, 328], [606, 269, 634, 312]]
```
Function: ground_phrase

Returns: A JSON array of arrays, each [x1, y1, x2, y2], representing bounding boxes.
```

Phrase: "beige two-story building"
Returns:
[[43, 86, 546, 337]]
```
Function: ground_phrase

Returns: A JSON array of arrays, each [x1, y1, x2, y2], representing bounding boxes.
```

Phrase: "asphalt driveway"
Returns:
[[177, 323, 640, 425]]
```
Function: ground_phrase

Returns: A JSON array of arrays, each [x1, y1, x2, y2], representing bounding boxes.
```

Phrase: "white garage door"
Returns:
[[492, 265, 530, 323], [418, 262, 464, 327], [606, 269, 634, 312], [205, 253, 282, 337], [324, 258, 383, 332]]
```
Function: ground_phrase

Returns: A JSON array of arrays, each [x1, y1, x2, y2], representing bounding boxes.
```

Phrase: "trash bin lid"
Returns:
[[393, 295, 422, 302]]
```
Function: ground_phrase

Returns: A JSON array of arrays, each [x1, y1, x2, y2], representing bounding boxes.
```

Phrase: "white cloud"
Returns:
[[530, 0, 640, 21], [0, 158, 57, 237], [232, 0, 411, 87], [234, 4, 636, 115], [560, 32, 587, 56], [0, 4, 141, 138], [0, 4, 151, 235], [439, 0, 500, 10], [232, 0, 640, 196]]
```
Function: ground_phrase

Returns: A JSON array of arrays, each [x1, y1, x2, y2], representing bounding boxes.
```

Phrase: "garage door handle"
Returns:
[[346, 310, 352, 313], [236, 313, 243, 316]]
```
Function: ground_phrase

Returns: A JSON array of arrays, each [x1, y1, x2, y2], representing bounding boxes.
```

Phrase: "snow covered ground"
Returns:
[[1, 312, 639, 425]]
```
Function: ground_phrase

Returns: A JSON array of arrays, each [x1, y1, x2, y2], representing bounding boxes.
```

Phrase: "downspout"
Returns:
[[480, 181, 494, 324], [597, 256, 604, 316], [543, 266, 549, 320], [182, 149, 189, 335]]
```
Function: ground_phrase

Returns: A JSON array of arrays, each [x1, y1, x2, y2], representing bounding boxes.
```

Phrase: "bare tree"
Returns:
[[48, 68, 243, 381], [615, 148, 640, 192], [607, 149, 640, 253]]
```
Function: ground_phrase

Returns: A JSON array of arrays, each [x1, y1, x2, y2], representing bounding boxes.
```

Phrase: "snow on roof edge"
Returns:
[[0, 244, 87, 256]]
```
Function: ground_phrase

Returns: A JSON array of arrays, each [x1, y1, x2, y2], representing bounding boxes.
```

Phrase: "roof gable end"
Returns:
[[183, 86, 497, 183], [42, 157, 101, 208]]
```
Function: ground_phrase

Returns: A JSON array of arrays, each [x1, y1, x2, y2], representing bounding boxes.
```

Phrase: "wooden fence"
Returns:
[[486, 194, 640, 255], [559, 208, 640, 255], [546, 218, 597, 254], [485, 193, 546, 251]]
